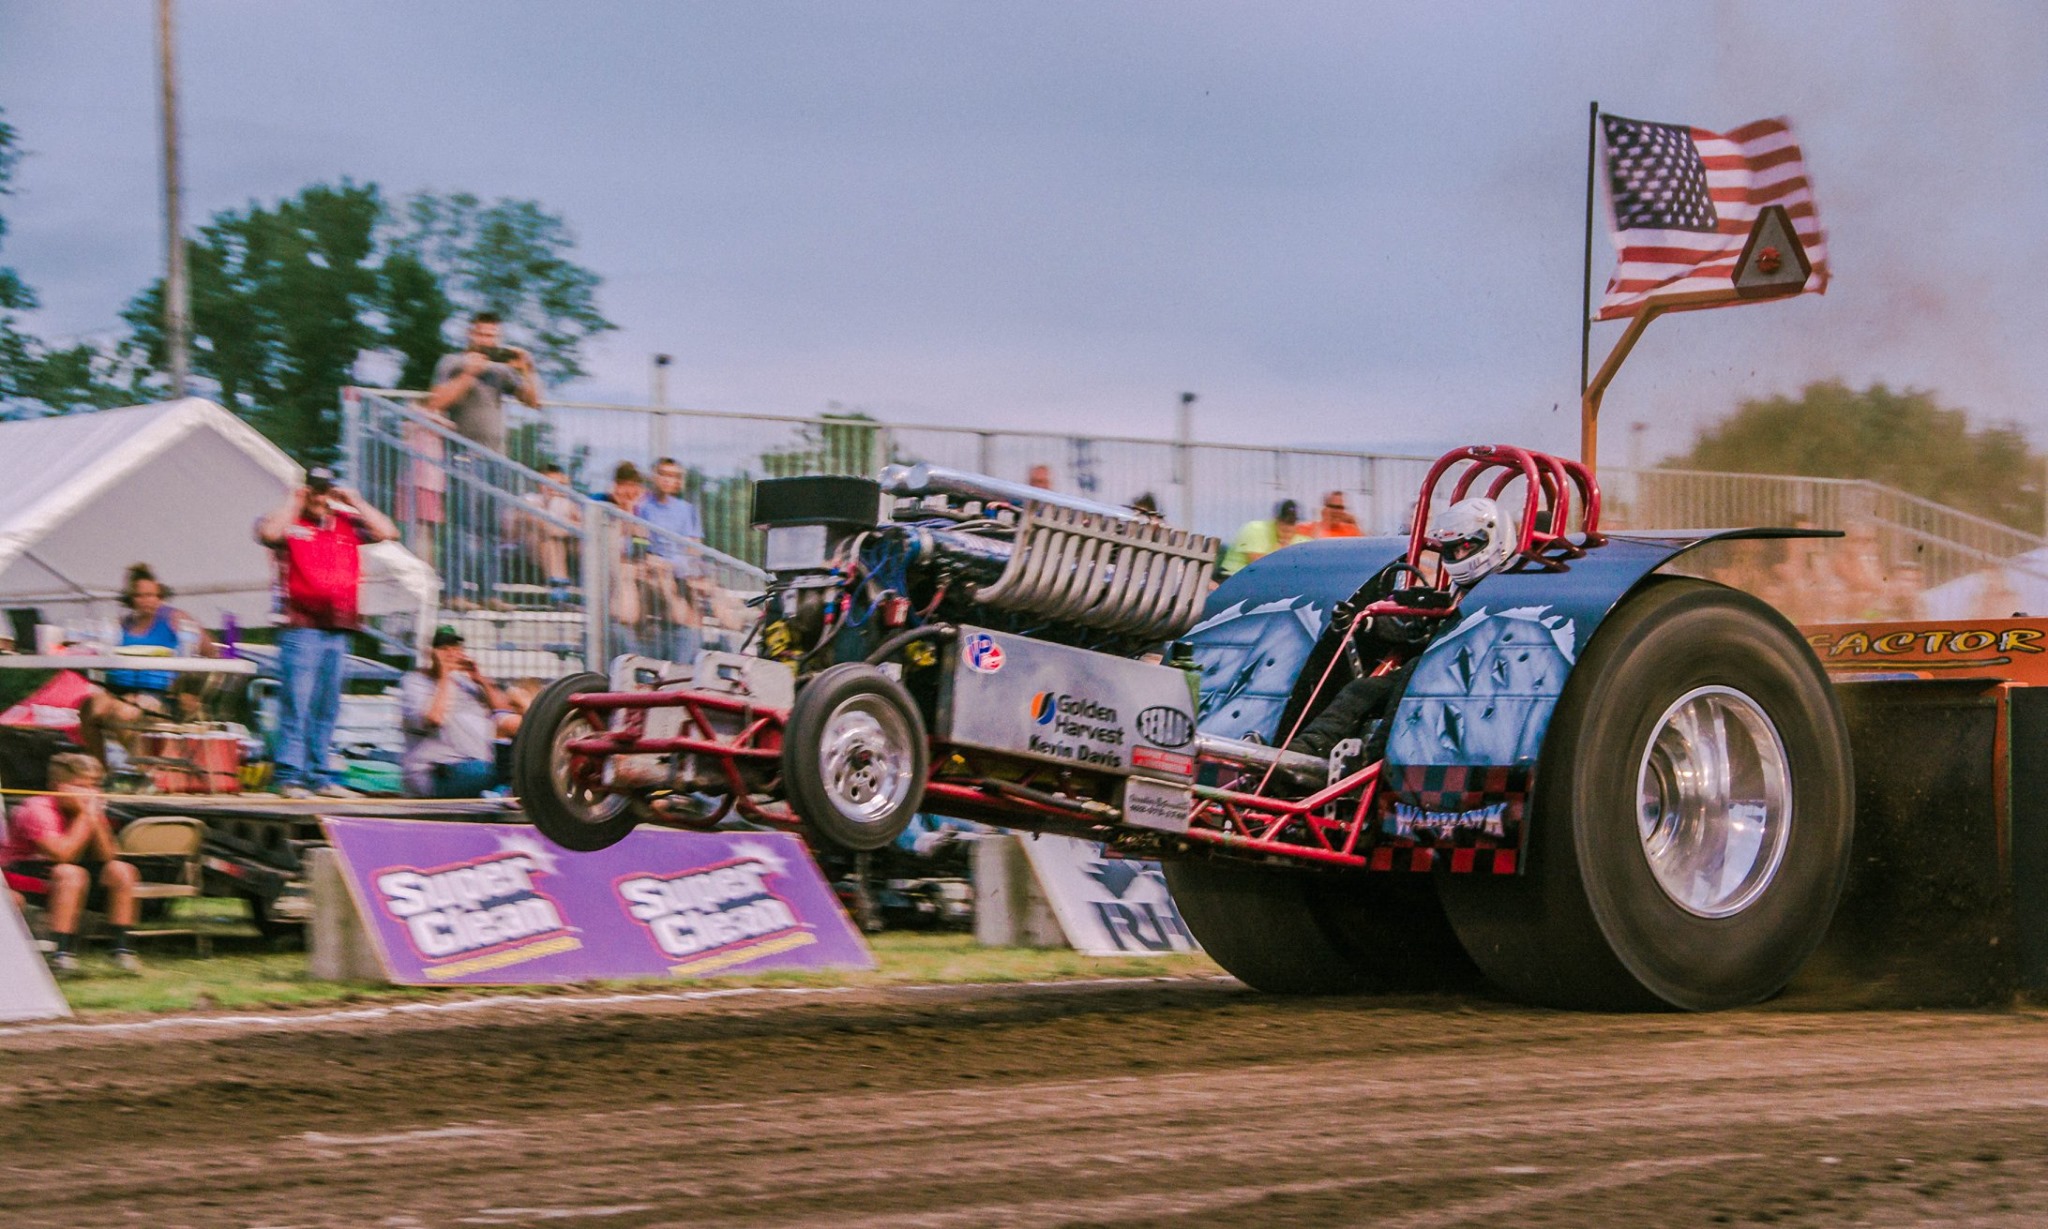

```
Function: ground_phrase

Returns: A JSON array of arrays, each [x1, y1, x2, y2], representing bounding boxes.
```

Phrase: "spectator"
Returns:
[[1, 753, 142, 974], [1218, 499, 1305, 577], [1309, 491, 1363, 538], [423, 312, 542, 456], [1028, 464, 1054, 491], [255, 467, 399, 799], [398, 410, 449, 569], [80, 563, 217, 764], [400, 626, 512, 798], [519, 463, 582, 603], [1830, 518, 1891, 622], [596, 462, 670, 655], [638, 457, 706, 659]]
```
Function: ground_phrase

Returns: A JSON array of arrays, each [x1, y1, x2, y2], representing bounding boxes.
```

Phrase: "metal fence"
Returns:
[[347, 388, 2048, 637], [343, 389, 765, 679]]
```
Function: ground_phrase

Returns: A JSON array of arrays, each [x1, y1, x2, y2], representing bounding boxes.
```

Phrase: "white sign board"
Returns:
[[1018, 833, 1201, 957], [0, 890, 70, 1021]]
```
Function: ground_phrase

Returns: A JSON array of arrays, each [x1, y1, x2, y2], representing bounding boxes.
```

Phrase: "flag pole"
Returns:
[[1580, 101, 1598, 398], [1582, 305, 1663, 472]]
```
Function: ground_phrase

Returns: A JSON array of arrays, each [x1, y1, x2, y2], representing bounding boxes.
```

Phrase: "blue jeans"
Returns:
[[274, 627, 349, 789], [425, 759, 500, 799]]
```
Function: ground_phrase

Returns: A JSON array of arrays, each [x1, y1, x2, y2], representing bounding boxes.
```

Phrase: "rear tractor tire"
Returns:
[[1163, 858, 1478, 995], [1437, 580, 1854, 1011]]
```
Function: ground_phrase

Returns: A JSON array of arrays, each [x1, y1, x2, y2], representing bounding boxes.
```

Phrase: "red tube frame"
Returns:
[[536, 446, 1599, 868], [1407, 444, 1603, 576]]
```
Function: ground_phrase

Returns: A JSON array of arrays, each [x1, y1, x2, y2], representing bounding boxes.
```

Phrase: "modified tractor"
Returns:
[[513, 445, 1864, 1010]]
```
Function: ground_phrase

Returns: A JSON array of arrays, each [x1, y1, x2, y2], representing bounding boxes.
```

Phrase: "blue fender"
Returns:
[[1185, 531, 1808, 863]]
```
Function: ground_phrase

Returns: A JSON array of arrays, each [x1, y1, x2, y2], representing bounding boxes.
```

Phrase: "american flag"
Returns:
[[1596, 114, 1828, 320]]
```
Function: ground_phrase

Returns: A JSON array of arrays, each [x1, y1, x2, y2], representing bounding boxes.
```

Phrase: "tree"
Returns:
[[386, 191, 615, 384], [1667, 381, 2043, 531], [0, 107, 133, 416], [125, 181, 384, 460], [378, 250, 453, 390]]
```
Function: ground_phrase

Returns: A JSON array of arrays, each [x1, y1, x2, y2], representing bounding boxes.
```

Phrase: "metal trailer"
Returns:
[[511, 445, 2043, 1010]]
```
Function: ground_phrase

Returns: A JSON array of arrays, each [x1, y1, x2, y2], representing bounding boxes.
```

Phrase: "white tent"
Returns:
[[0, 399, 436, 631]]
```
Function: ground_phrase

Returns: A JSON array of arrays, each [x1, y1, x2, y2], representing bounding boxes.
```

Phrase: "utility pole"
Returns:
[[650, 353, 672, 407], [1175, 391, 1198, 526], [157, 0, 190, 397], [649, 354, 672, 462]]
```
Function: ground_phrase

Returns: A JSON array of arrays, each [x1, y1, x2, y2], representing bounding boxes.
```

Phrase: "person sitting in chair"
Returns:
[[79, 563, 216, 766], [0, 753, 142, 974], [400, 626, 513, 799]]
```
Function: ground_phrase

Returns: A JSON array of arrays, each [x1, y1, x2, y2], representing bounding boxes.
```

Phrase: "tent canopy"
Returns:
[[0, 399, 435, 628]]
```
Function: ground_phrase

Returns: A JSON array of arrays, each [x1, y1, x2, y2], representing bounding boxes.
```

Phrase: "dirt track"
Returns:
[[6, 979, 2048, 1228]]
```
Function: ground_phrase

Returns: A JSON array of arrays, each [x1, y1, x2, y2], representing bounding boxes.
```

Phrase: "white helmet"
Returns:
[[1430, 497, 1516, 587]]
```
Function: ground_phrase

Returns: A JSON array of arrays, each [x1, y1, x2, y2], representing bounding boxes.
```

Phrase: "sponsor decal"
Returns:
[[1022, 691, 1126, 768], [963, 631, 1006, 673], [1809, 624, 2043, 671], [615, 840, 814, 972], [1385, 801, 1508, 841], [1135, 705, 1195, 748], [324, 819, 875, 985], [1130, 746, 1194, 777], [372, 833, 580, 976], [1123, 777, 1192, 832]]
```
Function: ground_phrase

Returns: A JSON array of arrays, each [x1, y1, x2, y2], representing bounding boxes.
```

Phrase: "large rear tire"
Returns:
[[513, 671, 644, 853], [1163, 859, 1478, 994], [1438, 580, 1853, 1010], [1164, 859, 1368, 994], [782, 664, 928, 852]]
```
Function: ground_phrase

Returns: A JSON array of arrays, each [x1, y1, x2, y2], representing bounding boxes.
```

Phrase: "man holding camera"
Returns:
[[399, 625, 513, 798], [425, 311, 542, 455], [256, 467, 399, 798]]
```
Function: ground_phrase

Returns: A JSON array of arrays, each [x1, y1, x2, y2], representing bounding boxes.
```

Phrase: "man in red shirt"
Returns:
[[255, 467, 399, 798], [1, 753, 141, 974]]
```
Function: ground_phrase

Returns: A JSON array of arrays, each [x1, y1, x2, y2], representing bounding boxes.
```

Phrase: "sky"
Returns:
[[1, 0, 2044, 464]]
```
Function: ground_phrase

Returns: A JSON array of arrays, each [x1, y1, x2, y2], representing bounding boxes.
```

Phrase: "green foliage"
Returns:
[[4, 105, 610, 441], [124, 180, 384, 460], [1, 106, 134, 416], [115, 180, 616, 462], [387, 191, 615, 383], [1668, 381, 2045, 531], [378, 250, 453, 390]]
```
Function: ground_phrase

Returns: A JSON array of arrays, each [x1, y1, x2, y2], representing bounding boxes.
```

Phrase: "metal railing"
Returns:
[[345, 388, 2048, 634], [343, 389, 766, 678]]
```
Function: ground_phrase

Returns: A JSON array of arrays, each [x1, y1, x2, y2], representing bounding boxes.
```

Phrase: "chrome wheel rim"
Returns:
[[817, 695, 916, 828], [1635, 685, 1792, 918], [550, 710, 627, 825]]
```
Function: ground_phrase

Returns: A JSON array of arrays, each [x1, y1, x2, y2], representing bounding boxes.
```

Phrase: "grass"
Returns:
[[44, 897, 1219, 1018]]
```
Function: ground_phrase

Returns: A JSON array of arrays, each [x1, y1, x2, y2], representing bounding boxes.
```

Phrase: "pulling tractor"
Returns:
[[515, 445, 1921, 1010]]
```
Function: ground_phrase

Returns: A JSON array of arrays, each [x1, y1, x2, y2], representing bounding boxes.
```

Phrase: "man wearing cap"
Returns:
[[256, 468, 399, 798], [399, 626, 514, 798]]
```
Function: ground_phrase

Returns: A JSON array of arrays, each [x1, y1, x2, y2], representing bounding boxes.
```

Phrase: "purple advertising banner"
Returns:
[[322, 818, 875, 985]]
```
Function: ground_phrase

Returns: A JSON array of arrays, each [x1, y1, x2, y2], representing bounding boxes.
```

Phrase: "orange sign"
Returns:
[[1806, 619, 2048, 685]]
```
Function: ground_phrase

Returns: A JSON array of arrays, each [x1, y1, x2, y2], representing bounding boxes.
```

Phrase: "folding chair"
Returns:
[[116, 816, 211, 956]]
